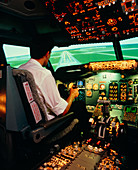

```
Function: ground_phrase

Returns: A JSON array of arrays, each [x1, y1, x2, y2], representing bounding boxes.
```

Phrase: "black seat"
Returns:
[[12, 68, 78, 143]]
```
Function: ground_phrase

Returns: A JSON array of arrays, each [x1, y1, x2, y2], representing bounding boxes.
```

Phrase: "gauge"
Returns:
[[86, 90, 92, 97], [93, 83, 98, 90], [100, 84, 105, 90], [86, 83, 92, 90]]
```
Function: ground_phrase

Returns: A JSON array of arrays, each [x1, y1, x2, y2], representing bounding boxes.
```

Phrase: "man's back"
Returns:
[[19, 58, 68, 120]]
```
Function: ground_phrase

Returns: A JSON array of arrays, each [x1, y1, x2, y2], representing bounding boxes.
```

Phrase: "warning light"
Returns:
[[86, 32, 91, 35], [80, 10, 85, 13], [77, 19, 81, 22], [65, 21, 70, 25], [118, 17, 123, 21], [85, 17, 90, 20], [84, 64, 88, 68]]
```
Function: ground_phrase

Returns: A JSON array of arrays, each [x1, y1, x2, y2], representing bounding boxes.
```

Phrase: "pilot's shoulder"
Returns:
[[41, 67, 52, 76]]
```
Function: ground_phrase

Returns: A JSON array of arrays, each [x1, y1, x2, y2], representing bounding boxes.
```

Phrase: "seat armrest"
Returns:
[[42, 112, 74, 128], [27, 112, 75, 143]]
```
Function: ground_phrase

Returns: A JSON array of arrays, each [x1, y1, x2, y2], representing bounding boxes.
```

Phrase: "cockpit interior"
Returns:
[[0, 0, 138, 170]]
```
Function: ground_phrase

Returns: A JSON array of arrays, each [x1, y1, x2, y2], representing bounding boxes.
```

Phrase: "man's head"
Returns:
[[30, 37, 54, 62]]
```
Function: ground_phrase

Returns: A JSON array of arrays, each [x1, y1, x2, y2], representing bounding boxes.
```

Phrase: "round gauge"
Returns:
[[86, 83, 92, 90], [100, 84, 105, 90], [86, 90, 92, 97], [128, 80, 133, 85], [93, 83, 98, 90]]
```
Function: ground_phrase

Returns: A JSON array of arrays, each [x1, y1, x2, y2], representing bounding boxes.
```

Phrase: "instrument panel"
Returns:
[[61, 70, 138, 125], [68, 73, 137, 103]]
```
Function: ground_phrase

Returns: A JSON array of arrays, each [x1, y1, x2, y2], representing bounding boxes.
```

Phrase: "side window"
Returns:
[[3, 44, 30, 68], [120, 37, 138, 60]]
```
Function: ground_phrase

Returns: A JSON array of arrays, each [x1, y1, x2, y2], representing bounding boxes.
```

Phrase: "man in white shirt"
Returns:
[[19, 40, 79, 121]]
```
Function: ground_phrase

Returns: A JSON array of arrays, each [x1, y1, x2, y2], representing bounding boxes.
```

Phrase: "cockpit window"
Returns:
[[50, 42, 116, 71], [120, 37, 138, 60], [3, 44, 30, 68], [3, 37, 138, 70]]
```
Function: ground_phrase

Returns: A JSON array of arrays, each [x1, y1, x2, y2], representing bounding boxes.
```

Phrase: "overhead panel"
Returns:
[[45, 0, 138, 42]]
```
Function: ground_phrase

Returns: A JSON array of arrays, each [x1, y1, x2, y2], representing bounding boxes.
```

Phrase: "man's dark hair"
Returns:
[[30, 37, 54, 59]]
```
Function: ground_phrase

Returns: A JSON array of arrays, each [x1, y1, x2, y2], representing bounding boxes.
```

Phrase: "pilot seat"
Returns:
[[0, 65, 79, 170]]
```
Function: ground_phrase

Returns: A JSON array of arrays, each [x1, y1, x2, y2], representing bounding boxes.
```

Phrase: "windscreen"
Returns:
[[50, 42, 116, 71], [3, 44, 30, 68], [120, 37, 138, 60], [3, 39, 137, 70]]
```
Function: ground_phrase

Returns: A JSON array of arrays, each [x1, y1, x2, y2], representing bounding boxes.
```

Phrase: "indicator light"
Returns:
[[118, 17, 123, 21], [107, 18, 117, 26], [65, 21, 70, 25], [112, 27, 118, 31]]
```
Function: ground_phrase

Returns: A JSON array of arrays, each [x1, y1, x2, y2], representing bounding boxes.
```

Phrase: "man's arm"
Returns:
[[62, 88, 79, 116]]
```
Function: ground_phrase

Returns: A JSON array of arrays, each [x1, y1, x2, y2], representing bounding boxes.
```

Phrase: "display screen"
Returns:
[[3, 44, 30, 68], [77, 80, 84, 88], [120, 37, 138, 60], [50, 42, 116, 70], [126, 106, 137, 113]]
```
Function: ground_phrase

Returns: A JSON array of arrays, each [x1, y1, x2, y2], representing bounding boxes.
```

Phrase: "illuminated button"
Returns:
[[112, 27, 118, 31], [43, 162, 47, 167], [94, 147, 99, 152], [88, 145, 93, 151], [99, 148, 103, 152]]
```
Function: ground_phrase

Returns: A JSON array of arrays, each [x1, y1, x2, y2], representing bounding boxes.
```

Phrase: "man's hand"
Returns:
[[70, 87, 79, 98], [62, 86, 79, 116]]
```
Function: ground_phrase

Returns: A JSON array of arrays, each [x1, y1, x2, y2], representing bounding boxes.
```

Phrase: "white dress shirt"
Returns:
[[19, 59, 68, 120]]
